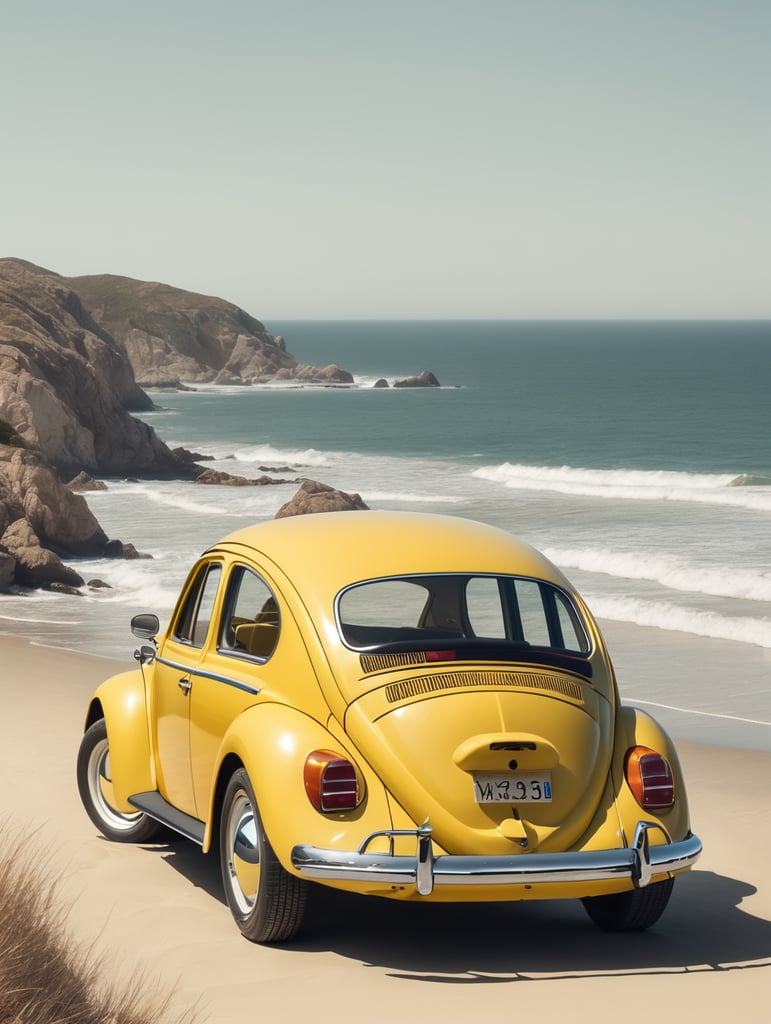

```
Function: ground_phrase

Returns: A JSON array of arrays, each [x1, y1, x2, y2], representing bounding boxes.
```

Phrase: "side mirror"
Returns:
[[131, 613, 160, 640]]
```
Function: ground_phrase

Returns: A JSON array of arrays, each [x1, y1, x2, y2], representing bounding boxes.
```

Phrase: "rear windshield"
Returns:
[[336, 574, 590, 656]]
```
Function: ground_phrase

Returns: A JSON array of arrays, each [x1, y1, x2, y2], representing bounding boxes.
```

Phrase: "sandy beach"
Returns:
[[1, 635, 769, 1023]]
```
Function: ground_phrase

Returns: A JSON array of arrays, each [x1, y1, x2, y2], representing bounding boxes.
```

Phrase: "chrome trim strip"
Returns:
[[291, 823, 702, 895], [155, 656, 260, 696]]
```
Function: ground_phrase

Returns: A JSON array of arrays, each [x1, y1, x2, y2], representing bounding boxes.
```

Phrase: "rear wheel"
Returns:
[[77, 719, 164, 843], [582, 877, 675, 931], [220, 768, 308, 943]]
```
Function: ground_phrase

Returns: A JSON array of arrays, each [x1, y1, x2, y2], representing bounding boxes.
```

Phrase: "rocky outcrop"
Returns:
[[0, 445, 143, 593], [278, 363, 353, 385], [393, 370, 440, 388], [1, 518, 85, 589], [194, 468, 290, 487], [275, 479, 369, 518], [0, 259, 196, 480], [109, 542, 150, 560], [67, 273, 354, 386], [67, 471, 108, 492], [0, 447, 107, 554]]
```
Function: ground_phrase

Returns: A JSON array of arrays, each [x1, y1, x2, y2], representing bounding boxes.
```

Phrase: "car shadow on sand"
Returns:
[[153, 841, 770, 980]]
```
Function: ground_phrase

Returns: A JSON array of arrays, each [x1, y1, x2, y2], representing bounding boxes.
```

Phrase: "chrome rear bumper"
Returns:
[[291, 821, 702, 896]]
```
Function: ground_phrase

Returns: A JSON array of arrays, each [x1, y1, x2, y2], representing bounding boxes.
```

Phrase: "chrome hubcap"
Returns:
[[226, 790, 261, 914], [88, 737, 143, 831]]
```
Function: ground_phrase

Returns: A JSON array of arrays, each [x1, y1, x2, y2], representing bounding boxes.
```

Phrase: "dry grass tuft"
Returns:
[[0, 833, 197, 1024]]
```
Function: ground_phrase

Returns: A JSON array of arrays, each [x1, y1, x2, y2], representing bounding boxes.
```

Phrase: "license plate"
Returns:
[[473, 772, 553, 803]]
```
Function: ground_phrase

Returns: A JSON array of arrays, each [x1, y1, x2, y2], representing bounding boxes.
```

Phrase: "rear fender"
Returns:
[[85, 670, 155, 812], [611, 705, 691, 847], [202, 702, 392, 864]]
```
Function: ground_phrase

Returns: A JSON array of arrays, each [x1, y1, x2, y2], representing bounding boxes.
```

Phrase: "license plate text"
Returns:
[[473, 772, 553, 803]]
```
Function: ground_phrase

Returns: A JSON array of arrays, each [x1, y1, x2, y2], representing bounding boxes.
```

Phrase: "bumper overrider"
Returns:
[[291, 821, 702, 896]]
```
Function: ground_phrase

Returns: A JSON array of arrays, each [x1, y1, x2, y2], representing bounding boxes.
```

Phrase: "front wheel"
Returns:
[[582, 877, 675, 931], [77, 719, 164, 843], [220, 768, 308, 943]]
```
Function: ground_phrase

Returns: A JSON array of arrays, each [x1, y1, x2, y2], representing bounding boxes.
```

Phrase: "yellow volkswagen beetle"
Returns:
[[77, 511, 701, 943]]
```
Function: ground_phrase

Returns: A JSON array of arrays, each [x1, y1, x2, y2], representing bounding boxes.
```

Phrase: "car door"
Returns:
[[186, 559, 332, 818], [153, 559, 223, 816], [186, 562, 280, 815]]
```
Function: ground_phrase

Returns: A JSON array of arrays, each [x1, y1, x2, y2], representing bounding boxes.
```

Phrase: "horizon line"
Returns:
[[259, 315, 771, 323]]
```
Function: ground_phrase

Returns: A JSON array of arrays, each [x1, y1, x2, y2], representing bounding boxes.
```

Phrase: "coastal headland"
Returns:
[[0, 258, 438, 595]]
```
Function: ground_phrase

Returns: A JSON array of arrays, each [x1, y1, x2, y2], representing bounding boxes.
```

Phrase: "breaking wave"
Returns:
[[545, 547, 771, 603], [231, 444, 330, 468], [361, 490, 463, 504], [588, 593, 771, 649], [88, 483, 229, 517], [473, 463, 771, 511]]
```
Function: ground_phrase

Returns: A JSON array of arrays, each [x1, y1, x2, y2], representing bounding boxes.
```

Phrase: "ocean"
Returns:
[[2, 321, 769, 750]]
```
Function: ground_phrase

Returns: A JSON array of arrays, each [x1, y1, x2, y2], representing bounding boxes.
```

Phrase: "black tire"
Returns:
[[220, 767, 308, 943], [582, 877, 675, 931], [77, 719, 165, 843]]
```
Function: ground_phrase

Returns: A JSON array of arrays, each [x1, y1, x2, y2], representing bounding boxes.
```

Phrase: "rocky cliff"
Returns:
[[0, 258, 202, 592], [67, 273, 353, 386], [0, 259, 194, 480], [0, 258, 358, 594], [0, 445, 140, 591]]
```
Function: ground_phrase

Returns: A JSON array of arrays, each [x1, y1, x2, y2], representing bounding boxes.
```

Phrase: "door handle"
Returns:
[[178, 677, 192, 695]]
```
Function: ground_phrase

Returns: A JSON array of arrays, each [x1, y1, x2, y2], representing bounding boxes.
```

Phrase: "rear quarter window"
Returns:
[[219, 565, 280, 660]]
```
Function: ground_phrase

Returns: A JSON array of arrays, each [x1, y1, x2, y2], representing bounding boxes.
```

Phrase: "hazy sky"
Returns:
[[4, 1, 769, 318]]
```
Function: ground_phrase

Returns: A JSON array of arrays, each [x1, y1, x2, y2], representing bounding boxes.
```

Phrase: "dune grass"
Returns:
[[0, 833, 196, 1024]]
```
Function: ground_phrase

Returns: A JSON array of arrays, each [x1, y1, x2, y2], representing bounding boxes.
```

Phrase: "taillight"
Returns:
[[304, 750, 361, 812], [625, 746, 675, 810]]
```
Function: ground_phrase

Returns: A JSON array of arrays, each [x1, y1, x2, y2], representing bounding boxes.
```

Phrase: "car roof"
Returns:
[[213, 511, 572, 598]]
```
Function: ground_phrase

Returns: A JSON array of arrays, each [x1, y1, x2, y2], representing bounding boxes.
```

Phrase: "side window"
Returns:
[[220, 566, 280, 660], [173, 563, 222, 648]]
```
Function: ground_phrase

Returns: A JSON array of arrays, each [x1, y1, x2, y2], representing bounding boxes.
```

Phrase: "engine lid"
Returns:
[[346, 666, 614, 856]]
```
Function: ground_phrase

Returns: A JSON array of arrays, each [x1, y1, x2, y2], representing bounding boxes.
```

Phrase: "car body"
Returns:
[[77, 511, 701, 942]]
